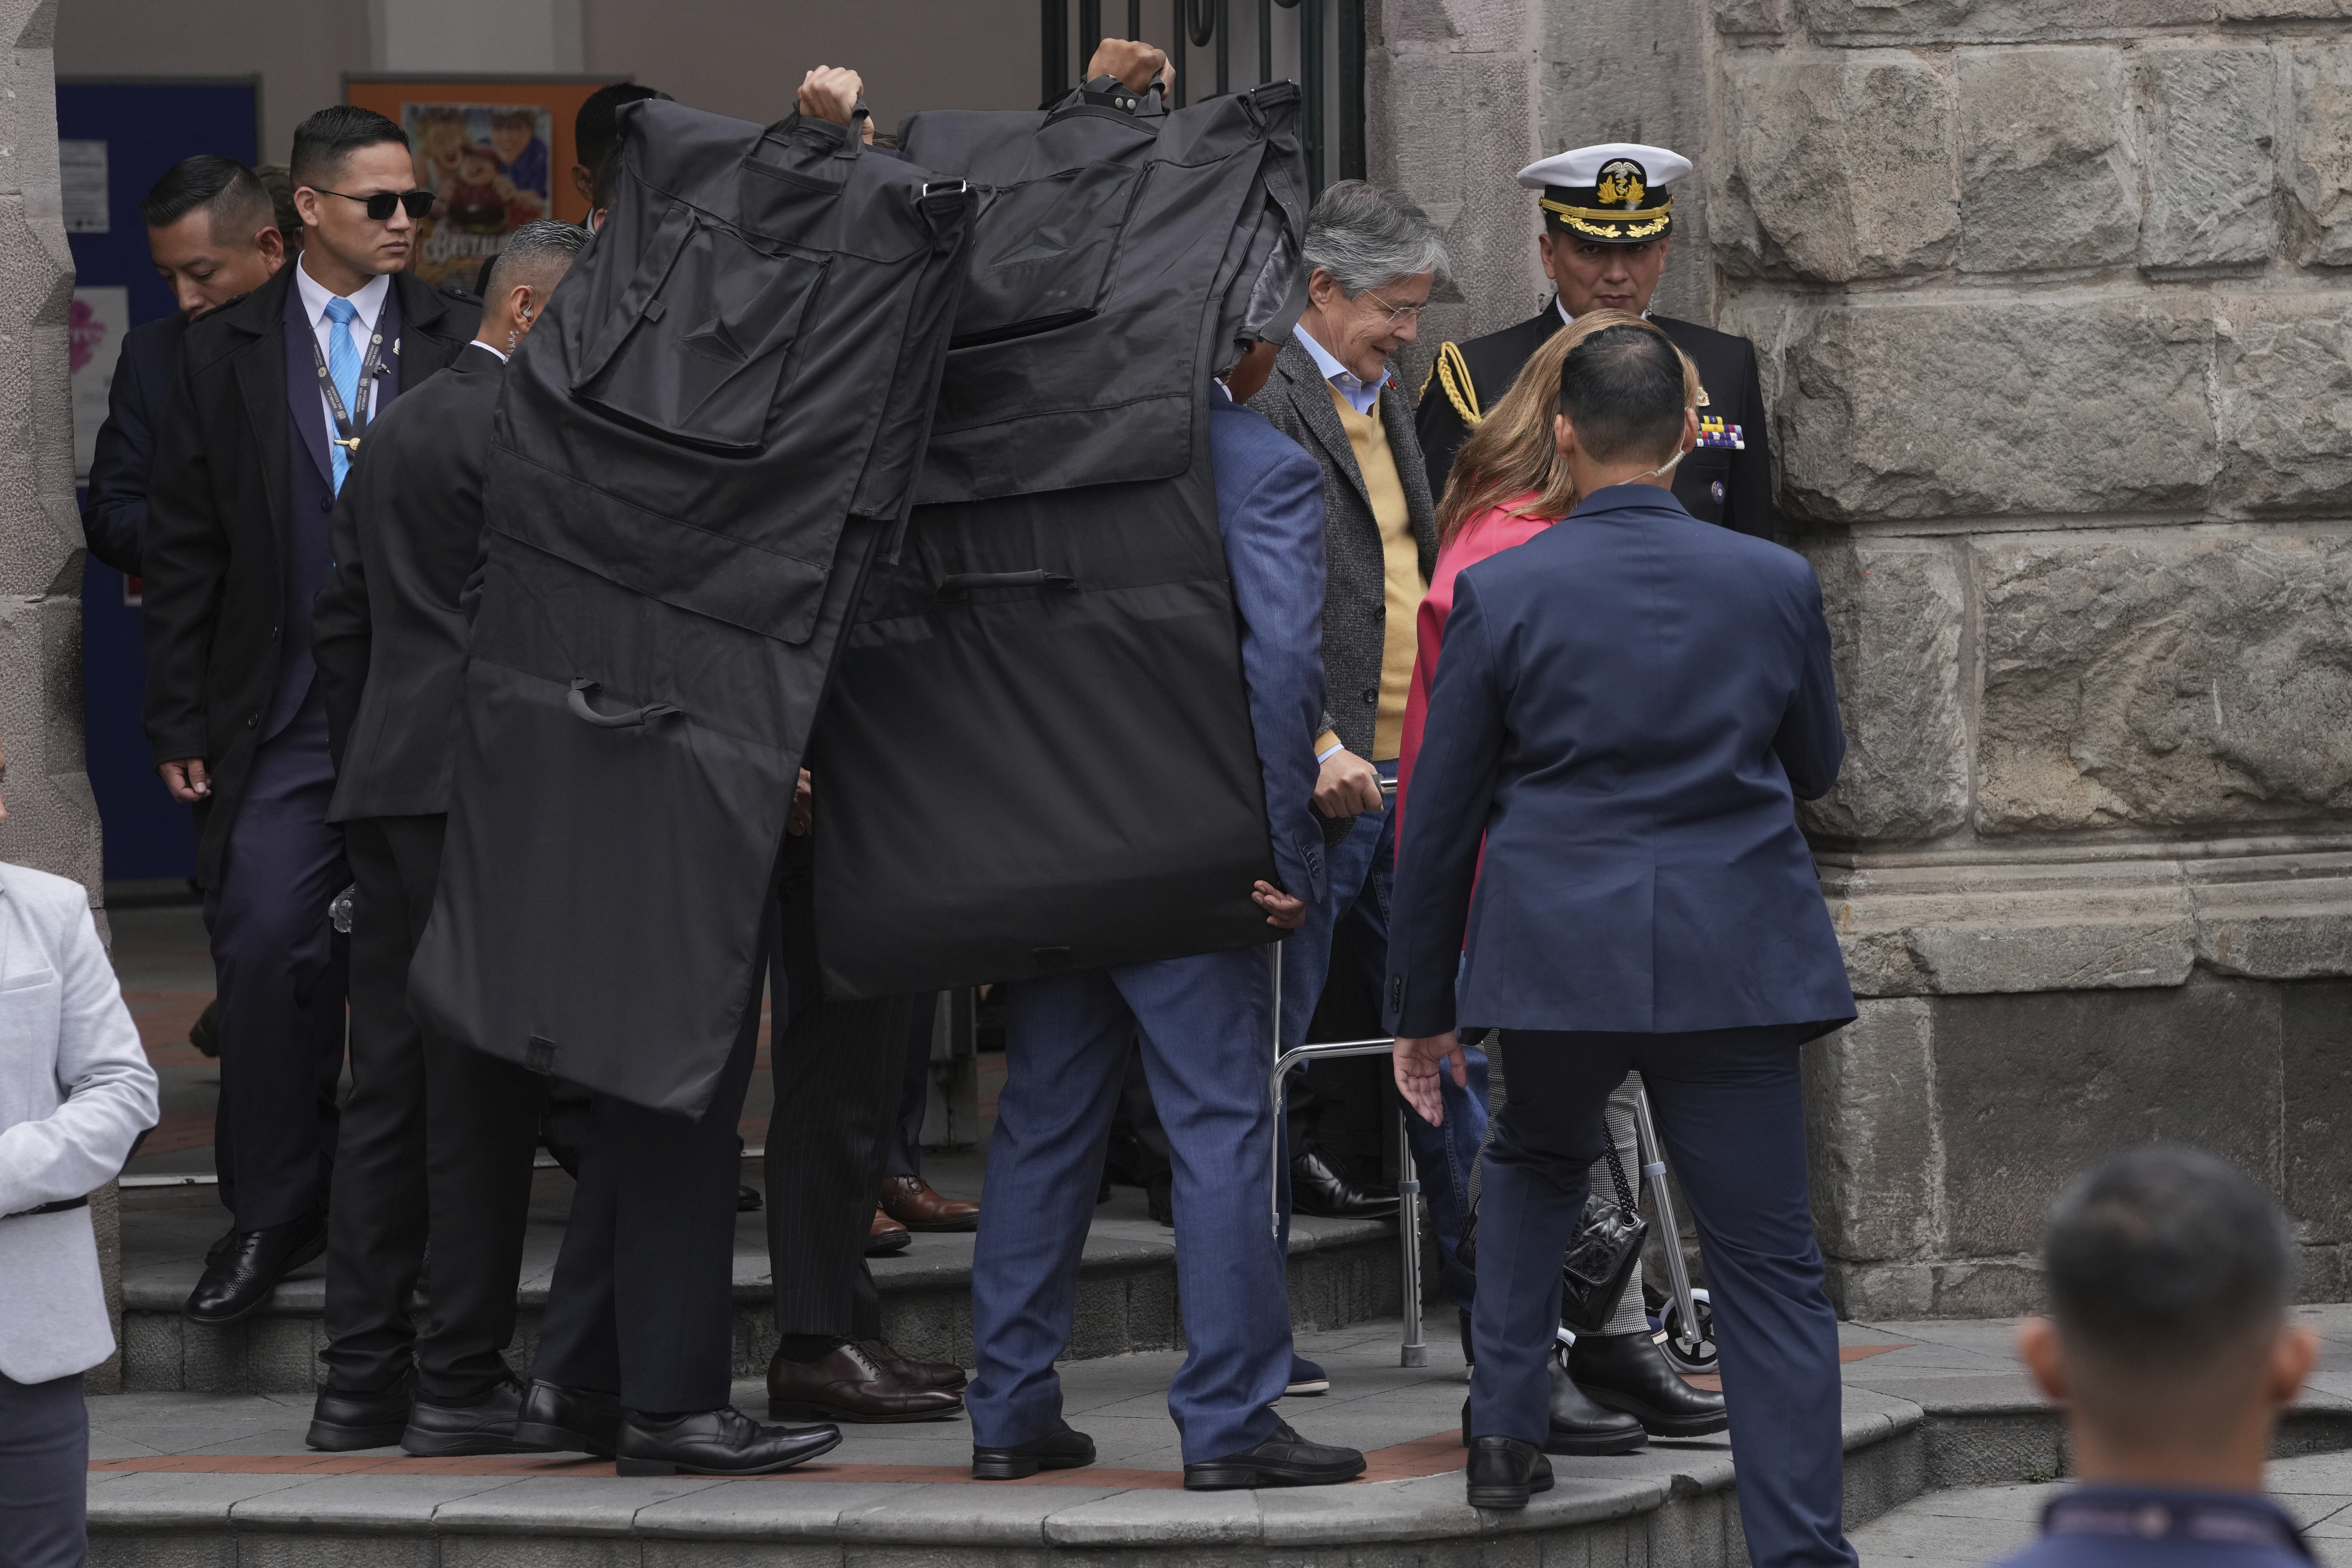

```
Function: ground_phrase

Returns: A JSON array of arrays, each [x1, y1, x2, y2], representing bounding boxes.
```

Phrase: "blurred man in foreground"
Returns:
[[1999, 1148, 2320, 1568]]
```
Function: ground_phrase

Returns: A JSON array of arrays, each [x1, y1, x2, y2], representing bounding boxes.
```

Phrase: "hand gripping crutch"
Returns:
[[1262, 781, 1428, 1368]]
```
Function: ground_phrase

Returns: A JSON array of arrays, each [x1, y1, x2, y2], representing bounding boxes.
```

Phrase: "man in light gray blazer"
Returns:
[[0, 736, 162, 1568]]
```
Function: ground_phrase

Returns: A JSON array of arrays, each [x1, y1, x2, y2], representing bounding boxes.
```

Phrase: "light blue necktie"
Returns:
[[324, 296, 362, 493]]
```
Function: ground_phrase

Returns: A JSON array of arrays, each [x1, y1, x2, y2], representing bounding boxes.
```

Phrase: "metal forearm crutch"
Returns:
[[1631, 1084, 1717, 1374], [1264, 975, 1429, 1367]]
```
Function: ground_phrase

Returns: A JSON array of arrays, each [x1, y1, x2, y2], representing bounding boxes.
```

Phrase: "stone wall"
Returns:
[[1372, 0, 2352, 1315], [0, 0, 116, 1381]]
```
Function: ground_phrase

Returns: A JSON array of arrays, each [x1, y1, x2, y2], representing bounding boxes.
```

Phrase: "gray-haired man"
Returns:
[[1245, 181, 1474, 1381], [306, 220, 590, 1456]]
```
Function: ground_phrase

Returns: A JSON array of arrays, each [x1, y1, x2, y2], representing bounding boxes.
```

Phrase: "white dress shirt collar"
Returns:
[[1293, 323, 1382, 416], [470, 339, 509, 362], [1556, 296, 1653, 327], [295, 260, 391, 334]]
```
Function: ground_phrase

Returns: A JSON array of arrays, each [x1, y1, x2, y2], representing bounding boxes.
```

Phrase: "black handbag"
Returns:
[[1454, 1126, 1649, 1335], [1558, 1129, 1649, 1334]]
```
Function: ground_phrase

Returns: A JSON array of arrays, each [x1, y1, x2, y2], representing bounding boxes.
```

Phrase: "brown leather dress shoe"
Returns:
[[879, 1175, 981, 1233], [866, 1208, 913, 1257], [767, 1341, 964, 1423], [863, 1338, 968, 1391]]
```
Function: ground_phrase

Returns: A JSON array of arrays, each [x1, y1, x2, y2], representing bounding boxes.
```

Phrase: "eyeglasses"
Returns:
[[313, 187, 436, 222], [1359, 287, 1426, 328]]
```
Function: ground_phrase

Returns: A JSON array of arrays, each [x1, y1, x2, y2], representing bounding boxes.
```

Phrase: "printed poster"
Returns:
[[70, 285, 130, 482], [400, 102, 554, 290]]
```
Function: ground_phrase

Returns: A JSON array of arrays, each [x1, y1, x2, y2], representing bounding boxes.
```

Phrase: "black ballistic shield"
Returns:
[[411, 103, 975, 1116], [810, 83, 1310, 999]]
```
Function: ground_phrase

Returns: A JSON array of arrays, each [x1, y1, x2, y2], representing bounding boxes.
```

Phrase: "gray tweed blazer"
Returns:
[[1247, 337, 1439, 761]]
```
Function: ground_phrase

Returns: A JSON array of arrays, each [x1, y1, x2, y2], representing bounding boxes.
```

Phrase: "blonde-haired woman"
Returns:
[[1393, 311, 1728, 1452]]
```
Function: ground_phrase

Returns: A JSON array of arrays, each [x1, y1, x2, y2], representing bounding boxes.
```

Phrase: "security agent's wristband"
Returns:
[[1081, 74, 1148, 113]]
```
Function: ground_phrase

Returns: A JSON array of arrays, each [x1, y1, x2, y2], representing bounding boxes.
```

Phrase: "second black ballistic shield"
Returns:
[[810, 83, 1312, 999], [411, 104, 975, 1116]]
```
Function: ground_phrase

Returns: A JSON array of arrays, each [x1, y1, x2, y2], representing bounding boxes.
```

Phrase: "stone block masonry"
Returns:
[[1368, 0, 2352, 1315]]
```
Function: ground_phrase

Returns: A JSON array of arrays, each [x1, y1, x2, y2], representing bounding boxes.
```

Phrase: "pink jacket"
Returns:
[[1395, 500, 1554, 841]]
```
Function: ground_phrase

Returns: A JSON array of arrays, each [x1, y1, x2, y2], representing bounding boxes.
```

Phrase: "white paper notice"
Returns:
[[60, 141, 109, 233], [71, 287, 131, 482]]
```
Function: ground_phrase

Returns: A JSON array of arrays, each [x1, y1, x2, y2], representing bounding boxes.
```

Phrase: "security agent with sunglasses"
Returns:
[[143, 105, 479, 1327], [1414, 144, 1775, 541]]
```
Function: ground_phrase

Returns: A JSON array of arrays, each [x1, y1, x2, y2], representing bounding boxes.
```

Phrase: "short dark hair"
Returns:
[[2045, 1146, 2294, 1372], [252, 165, 301, 241], [140, 155, 275, 243], [290, 105, 410, 194], [1555, 323, 1687, 466], [575, 83, 660, 182], [485, 218, 588, 298]]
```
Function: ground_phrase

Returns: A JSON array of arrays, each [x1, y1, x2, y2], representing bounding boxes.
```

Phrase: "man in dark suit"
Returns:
[[1998, 1150, 2322, 1568], [1388, 323, 1854, 1540], [1415, 143, 1774, 540], [301, 220, 584, 1454], [967, 337, 1360, 1491], [142, 105, 479, 1326], [82, 157, 287, 579]]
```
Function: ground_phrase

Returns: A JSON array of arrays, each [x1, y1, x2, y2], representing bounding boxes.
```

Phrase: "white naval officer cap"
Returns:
[[1516, 143, 1692, 243]]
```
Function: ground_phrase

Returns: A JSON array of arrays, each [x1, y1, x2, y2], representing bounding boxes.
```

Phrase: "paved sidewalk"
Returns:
[[1855, 1451, 2352, 1568]]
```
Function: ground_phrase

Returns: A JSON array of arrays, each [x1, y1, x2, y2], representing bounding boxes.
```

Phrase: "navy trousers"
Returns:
[[0, 1370, 86, 1568], [202, 683, 348, 1232], [971, 944, 1292, 1464], [1470, 1025, 1854, 1568]]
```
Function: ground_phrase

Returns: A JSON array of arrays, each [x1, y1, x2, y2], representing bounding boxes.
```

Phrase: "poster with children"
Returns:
[[399, 102, 552, 289]]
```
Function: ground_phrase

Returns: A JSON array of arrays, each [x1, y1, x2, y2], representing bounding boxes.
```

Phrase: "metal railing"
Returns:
[[1040, 0, 1366, 194]]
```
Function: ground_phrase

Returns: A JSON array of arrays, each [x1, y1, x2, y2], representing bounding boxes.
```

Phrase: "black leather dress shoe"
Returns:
[[973, 1423, 1095, 1480], [403, 1376, 558, 1457], [1182, 1420, 1366, 1490], [1570, 1331, 1730, 1437], [614, 1405, 840, 1476], [1457, 1356, 1646, 1456], [512, 1380, 623, 1458], [1465, 1435, 1554, 1509], [307, 1378, 413, 1451], [1289, 1149, 1400, 1221], [185, 1211, 327, 1325]]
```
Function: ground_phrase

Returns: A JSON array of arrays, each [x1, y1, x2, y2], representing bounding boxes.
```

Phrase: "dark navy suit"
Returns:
[[81, 312, 187, 577], [968, 388, 1327, 1464], [1388, 483, 1855, 1568], [1998, 1487, 2315, 1568], [144, 265, 476, 1233]]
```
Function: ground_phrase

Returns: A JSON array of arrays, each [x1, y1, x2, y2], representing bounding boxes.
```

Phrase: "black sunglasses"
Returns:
[[314, 186, 436, 222]]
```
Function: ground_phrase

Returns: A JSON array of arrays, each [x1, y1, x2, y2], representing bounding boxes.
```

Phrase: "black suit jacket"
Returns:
[[80, 312, 188, 577], [142, 265, 479, 883], [314, 341, 505, 822], [1414, 303, 1776, 541]]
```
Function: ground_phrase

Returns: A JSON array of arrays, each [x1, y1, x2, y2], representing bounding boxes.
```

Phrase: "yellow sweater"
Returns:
[[1325, 383, 1423, 762]]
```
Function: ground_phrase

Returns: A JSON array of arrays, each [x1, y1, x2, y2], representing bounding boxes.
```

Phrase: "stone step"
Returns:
[[118, 1178, 1412, 1395], [85, 1318, 2352, 1568]]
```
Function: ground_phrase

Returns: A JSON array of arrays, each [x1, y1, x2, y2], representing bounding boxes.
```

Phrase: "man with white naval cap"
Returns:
[[1414, 142, 1775, 541]]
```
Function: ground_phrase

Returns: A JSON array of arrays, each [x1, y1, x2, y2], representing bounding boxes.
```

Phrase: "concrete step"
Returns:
[[84, 1311, 2352, 1568], [118, 1171, 1411, 1395]]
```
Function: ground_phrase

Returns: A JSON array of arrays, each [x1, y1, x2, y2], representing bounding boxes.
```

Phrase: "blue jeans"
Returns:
[[1277, 758, 1488, 1307], [973, 945, 1292, 1463]]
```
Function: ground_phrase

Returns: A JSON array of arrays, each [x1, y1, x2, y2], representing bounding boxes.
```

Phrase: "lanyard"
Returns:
[[311, 313, 388, 456]]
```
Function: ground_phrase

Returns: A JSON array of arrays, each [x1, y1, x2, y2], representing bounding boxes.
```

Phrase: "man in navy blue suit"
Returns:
[[1388, 323, 1857, 1553], [144, 108, 479, 1327], [82, 156, 287, 578], [964, 338, 1365, 1492]]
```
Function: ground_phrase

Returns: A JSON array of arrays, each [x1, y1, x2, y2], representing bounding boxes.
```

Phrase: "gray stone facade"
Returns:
[[1370, 0, 2352, 1314], [0, 0, 116, 1383]]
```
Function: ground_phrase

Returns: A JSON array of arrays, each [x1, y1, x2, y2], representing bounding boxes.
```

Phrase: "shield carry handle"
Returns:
[[933, 570, 1078, 601], [567, 678, 682, 729]]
